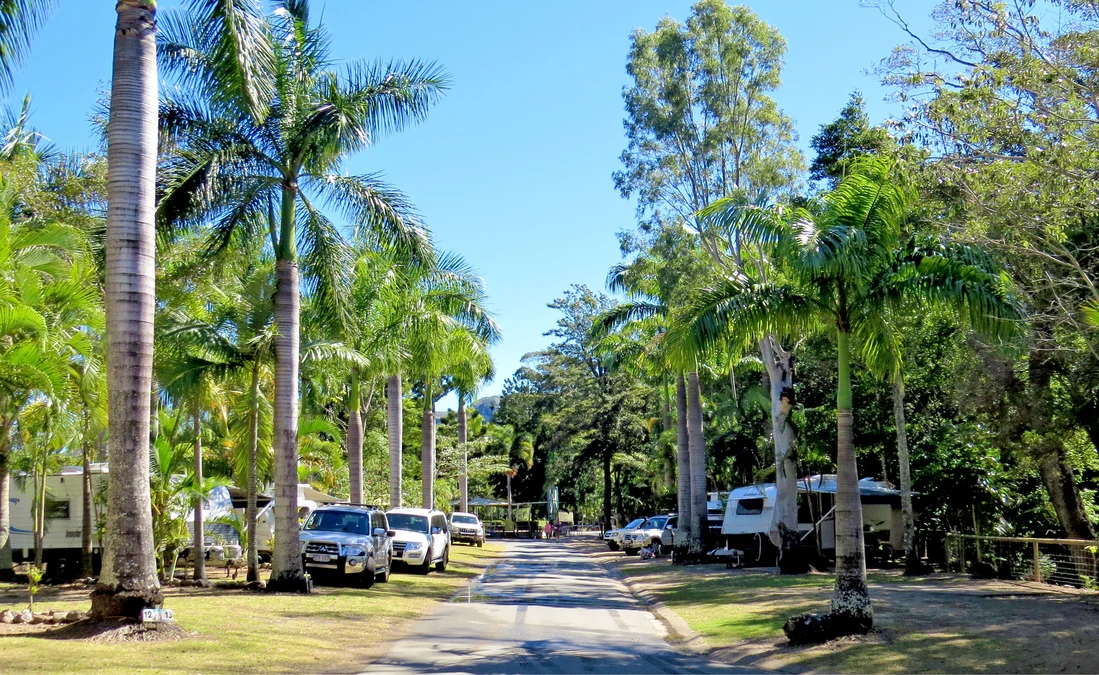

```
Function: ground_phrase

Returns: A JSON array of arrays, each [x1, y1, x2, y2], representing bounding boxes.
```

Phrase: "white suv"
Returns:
[[386, 508, 451, 574], [621, 515, 674, 556]]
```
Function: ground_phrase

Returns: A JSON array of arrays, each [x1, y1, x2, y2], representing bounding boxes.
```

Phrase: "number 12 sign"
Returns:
[[141, 608, 175, 623]]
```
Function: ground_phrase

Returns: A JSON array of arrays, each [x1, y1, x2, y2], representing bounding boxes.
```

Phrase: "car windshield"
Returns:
[[451, 515, 478, 525], [624, 518, 645, 530], [644, 516, 669, 529], [387, 513, 429, 533], [303, 510, 370, 535]]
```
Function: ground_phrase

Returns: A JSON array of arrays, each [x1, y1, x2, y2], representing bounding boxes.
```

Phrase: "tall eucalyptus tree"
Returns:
[[157, 0, 445, 590]]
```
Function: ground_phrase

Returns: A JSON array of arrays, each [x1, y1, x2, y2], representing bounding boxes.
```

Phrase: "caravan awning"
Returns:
[[798, 475, 904, 498], [301, 485, 347, 504], [226, 486, 273, 510]]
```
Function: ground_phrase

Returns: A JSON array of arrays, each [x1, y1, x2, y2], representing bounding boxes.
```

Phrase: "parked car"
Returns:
[[387, 508, 451, 574], [449, 512, 485, 547], [299, 505, 394, 587], [604, 517, 646, 551], [621, 515, 675, 556]]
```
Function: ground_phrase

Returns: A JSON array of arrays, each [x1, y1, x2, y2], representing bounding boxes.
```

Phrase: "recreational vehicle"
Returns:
[[8, 463, 108, 577], [253, 483, 346, 560], [720, 475, 905, 564]]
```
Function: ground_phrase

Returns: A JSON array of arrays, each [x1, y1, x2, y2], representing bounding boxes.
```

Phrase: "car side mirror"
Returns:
[[386, 530, 396, 537], [373, 527, 387, 537], [431, 527, 441, 535]]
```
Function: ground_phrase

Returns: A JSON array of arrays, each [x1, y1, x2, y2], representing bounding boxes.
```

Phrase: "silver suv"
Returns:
[[299, 506, 394, 587], [449, 512, 485, 547]]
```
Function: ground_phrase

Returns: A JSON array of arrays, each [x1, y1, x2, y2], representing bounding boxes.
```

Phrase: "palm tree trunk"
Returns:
[[81, 409, 94, 577], [246, 360, 261, 582], [421, 381, 435, 509], [346, 371, 363, 505], [761, 337, 805, 573], [832, 325, 872, 630], [0, 428, 12, 581], [892, 375, 919, 573], [675, 375, 690, 546], [601, 446, 612, 530], [687, 371, 707, 555], [457, 392, 468, 513], [34, 467, 45, 566], [387, 373, 403, 508], [90, 0, 163, 620], [192, 405, 206, 582], [270, 252, 306, 591]]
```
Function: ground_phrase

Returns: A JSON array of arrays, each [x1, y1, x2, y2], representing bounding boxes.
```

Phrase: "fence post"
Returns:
[[958, 535, 965, 573], [1032, 540, 1041, 582]]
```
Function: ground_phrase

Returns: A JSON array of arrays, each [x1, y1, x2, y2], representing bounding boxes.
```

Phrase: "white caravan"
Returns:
[[253, 484, 346, 560], [720, 475, 905, 562], [8, 463, 108, 576]]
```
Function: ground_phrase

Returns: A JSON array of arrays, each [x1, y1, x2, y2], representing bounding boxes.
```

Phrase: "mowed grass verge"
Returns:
[[611, 554, 1099, 673], [0, 542, 502, 675]]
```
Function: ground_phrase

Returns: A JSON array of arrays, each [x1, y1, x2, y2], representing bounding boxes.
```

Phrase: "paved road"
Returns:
[[362, 539, 752, 674]]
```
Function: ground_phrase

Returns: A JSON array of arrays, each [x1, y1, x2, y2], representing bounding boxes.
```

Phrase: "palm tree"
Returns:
[[451, 343, 494, 513], [157, 0, 446, 591], [88, 0, 163, 620], [686, 159, 1018, 637], [595, 263, 692, 545], [0, 0, 54, 92], [399, 254, 498, 510], [387, 373, 403, 508]]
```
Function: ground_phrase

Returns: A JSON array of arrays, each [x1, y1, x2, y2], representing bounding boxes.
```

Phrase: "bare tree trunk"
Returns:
[[82, 415, 94, 577], [675, 375, 690, 546], [0, 430, 11, 581], [246, 360, 260, 582], [457, 393, 468, 513], [192, 405, 206, 582], [602, 445, 612, 531], [687, 372, 707, 555], [832, 327, 872, 630], [346, 371, 363, 505], [269, 255, 305, 592], [34, 468, 45, 566], [421, 382, 435, 509], [761, 337, 805, 573], [892, 376, 919, 573], [90, 0, 163, 619], [387, 373, 403, 508]]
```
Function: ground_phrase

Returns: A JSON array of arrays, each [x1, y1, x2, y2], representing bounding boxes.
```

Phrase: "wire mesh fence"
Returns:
[[944, 533, 1099, 590]]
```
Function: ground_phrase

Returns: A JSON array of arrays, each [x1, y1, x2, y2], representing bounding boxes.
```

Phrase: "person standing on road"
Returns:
[[543, 521, 553, 540]]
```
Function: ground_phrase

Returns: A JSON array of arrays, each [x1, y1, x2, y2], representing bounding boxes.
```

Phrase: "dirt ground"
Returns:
[[578, 535, 1099, 673]]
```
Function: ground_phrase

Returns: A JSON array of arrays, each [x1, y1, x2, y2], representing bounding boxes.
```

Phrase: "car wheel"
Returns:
[[435, 546, 449, 572], [477, 539, 483, 548], [418, 550, 433, 575], [607, 541, 620, 551], [624, 548, 639, 556], [376, 554, 390, 583], [358, 557, 375, 589]]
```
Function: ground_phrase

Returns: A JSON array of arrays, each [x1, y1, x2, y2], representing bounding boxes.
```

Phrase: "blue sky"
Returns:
[[9, 1, 935, 408]]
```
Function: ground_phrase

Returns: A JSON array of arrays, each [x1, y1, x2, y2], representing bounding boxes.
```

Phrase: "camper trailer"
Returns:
[[8, 463, 108, 577], [720, 475, 906, 564], [253, 483, 346, 560]]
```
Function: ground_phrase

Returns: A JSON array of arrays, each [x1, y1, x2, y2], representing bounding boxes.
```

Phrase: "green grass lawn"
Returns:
[[613, 559, 1099, 673], [0, 543, 502, 675]]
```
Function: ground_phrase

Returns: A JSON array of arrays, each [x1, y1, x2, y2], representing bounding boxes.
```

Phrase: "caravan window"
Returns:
[[735, 498, 764, 515], [46, 499, 70, 520]]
